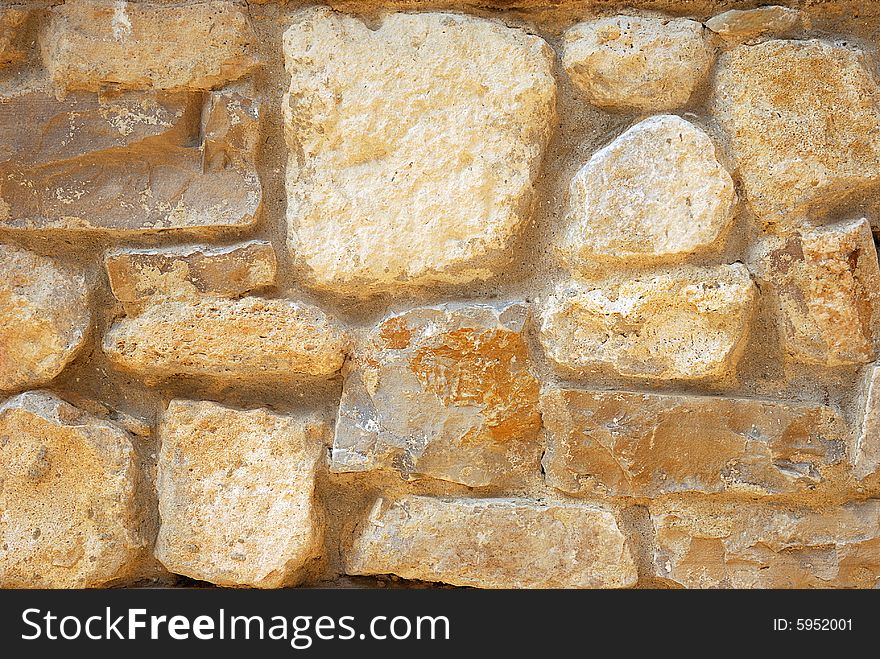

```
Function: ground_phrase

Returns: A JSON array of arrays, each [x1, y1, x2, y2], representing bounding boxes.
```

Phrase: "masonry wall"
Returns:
[[2, 0, 880, 589]]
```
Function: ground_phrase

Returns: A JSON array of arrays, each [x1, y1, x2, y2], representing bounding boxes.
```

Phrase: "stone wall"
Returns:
[[2, 0, 880, 589]]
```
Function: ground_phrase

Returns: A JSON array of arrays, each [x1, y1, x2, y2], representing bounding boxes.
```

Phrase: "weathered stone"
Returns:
[[652, 499, 880, 588], [542, 388, 850, 497], [331, 303, 540, 487], [705, 6, 802, 44], [0, 244, 91, 392], [105, 241, 277, 303], [43, 0, 257, 90], [748, 219, 880, 366], [0, 391, 146, 588], [710, 40, 880, 226], [562, 15, 713, 111], [0, 8, 28, 67], [155, 400, 326, 588], [282, 8, 556, 295], [103, 296, 347, 383], [0, 86, 260, 233], [562, 115, 736, 268], [537, 264, 756, 381], [855, 365, 880, 481], [348, 496, 637, 588]]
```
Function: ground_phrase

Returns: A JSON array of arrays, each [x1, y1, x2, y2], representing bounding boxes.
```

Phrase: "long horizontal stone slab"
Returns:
[[652, 499, 880, 588], [541, 388, 850, 497], [347, 496, 637, 588]]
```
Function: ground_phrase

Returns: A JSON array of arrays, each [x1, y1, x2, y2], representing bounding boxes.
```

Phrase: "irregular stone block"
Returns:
[[103, 297, 347, 383], [562, 15, 713, 111], [711, 40, 880, 226], [0, 87, 260, 233], [0, 8, 29, 67], [537, 264, 756, 381], [348, 496, 637, 589], [855, 365, 880, 481], [652, 499, 880, 588], [331, 303, 540, 487], [562, 115, 735, 268], [0, 391, 146, 588], [282, 8, 556, 295], [155, 400, 326, 588], [705, 6, 802, 44], [748, 219, 880, 366], [105, 241, 277, 303], [542, 388, 849, 497], [43, 0, 257, 90], [0, 244, 91, 392]]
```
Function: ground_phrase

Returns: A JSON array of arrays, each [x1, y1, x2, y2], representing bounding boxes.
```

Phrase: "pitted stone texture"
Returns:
[[705, 6, 802, 44], [106, 241, 277, 303], [537, 264, 756, 381], [282, 9, 556, 295], [562, 115, 735, 268], [0, 86, 260, 233], [0, 391, 146, 588], [155, 400, 326, 588], [652, 499, 880, 588], [562, 15, 713, 111], [542, 388, 849, 498], [749, 219, 880, 366], [711, 39, 880, 226], [0, 245, 91, 392], [348, 496, 637, 589], [103, 297, 347, 383], [855, 366, 880, 481], [44, 0, 257, 91], [331, 303, 540, 487], [0, 8, 29, 67]]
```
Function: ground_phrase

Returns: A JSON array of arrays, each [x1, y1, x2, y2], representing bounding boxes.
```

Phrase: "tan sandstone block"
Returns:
[[348, 496, 637, 589], [749, 219, 880, 366], [105, 241, 277, 303], [0, 86, 260, 233], [542, 388, 849, 497], [103, 297, 347, 383], [855, 365, 880, 481], [562, 115, 735, 268], [537, 264, 756, 381], [652, 499, 880, 588], [43, 0, 257, 91], [0, 244, 91, 392], [155, 400, 326, 588], [331, 303, 540, 487], [711, 40, 880, 226], [705, 6, 802, 44], [0, 8, 29, 67], [282, 8, 556, 295], [562, 15, 713, 111], [0, 391, 146, 588]]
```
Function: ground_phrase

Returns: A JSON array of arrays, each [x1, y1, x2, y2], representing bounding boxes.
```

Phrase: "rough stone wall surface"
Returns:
[[1, 0, 880, 590]]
